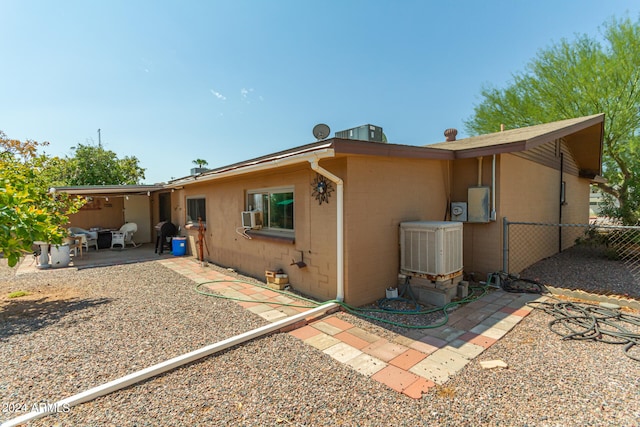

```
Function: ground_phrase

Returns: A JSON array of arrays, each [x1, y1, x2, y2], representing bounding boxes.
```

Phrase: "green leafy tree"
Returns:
[[192, 159, 208, 168], [0, 131, 85, 267], [63, 142, 146, 185], [465, 16, 640, 224]]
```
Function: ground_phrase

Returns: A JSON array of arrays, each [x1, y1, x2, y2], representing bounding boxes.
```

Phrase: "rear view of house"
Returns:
[[161, 114, 603, 306]]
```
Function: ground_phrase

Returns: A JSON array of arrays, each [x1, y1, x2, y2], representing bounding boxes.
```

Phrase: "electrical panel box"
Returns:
[[451, 202, 468, 222], [468, 187, 490, 223], [335, 124, 384, 142], [399, 221, 463, 277]]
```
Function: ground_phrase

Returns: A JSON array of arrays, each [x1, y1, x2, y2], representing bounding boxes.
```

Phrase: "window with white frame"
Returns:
[[247, 187, 294, 231], [186, 196, 206, 224]]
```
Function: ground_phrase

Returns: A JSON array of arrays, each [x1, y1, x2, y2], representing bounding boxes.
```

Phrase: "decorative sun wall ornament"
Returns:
[[312, 174, 334, 205]]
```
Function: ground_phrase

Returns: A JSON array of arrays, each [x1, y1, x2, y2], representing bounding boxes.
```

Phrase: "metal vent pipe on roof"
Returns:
[[444, 128, 458, 142]]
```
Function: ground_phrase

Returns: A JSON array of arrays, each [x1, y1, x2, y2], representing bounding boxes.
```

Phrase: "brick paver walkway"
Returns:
[[160, 257, 543, 399]]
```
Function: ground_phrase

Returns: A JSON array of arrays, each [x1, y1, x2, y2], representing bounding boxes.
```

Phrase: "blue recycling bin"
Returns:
[[171, 237, 187, 256]]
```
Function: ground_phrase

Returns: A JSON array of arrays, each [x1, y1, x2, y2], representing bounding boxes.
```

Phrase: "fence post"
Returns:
[[503, 217, 509, 273]]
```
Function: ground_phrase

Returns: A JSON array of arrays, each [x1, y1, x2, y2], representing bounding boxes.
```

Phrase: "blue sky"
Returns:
[[2, 1, 639, 184]]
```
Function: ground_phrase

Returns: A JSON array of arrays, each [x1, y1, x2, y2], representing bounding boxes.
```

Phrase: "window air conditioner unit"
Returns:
[[241, 210, 262, 229], [400, 221, 463, 278]]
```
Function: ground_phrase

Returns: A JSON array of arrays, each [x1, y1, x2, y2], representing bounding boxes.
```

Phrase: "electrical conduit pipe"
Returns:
[[491, 154, 497, 221], [309, 159, 344, 302], [1, 302, 339, 427]]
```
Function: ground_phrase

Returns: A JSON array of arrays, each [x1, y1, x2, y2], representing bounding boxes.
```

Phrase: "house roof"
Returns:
[[49, 184, 165, 195], [427, 114, 604, 176], [163, 114, 603, 187], [167, 138, 455, 186]]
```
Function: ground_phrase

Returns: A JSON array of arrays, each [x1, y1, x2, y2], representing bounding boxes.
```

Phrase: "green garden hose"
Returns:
[[195, 279, 488, 329]]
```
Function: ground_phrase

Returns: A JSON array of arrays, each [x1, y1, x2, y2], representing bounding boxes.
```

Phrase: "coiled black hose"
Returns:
[[527, 300, 640, 362]]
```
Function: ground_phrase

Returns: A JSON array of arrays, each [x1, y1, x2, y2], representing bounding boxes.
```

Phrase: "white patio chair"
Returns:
[[110, 231, 126, 249], [112, 222, 139, 248]]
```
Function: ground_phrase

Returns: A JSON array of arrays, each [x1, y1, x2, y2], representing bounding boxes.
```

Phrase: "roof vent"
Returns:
[[444, 128, 458, 142]]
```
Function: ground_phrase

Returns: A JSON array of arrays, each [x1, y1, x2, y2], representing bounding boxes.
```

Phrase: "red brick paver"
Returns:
[[371, 365, 421, 393], [334, 331, 371, 350], [389, 348, 429, 371], [289, 325, 322, 341], [323, 316, 355, 331], [402, 377, 436, 399]]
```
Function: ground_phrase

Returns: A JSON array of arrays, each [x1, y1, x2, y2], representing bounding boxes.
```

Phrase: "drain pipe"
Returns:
[[490, 155, 497, 221], [490, 125, 505, 222], [1, 302, 339, 427], [309, 159, 344, 302]]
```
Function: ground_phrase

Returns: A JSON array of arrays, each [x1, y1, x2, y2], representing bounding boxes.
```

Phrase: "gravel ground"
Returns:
[[522, 245, 640, 300], [1, 257, 639, 426]]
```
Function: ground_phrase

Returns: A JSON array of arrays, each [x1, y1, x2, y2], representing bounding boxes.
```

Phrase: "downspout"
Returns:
[[309, 159, 344, 302], [490, 155, 497, 221], [492, 124, 504, 222], [559, 152, 564, 252]]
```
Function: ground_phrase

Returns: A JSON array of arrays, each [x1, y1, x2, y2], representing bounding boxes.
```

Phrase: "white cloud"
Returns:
[[241, 88, 260, 104], [210, 89, 226, 100]]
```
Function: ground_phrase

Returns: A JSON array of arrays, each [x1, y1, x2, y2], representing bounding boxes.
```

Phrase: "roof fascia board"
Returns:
[[596, 115, 604, 175], [332, 139, 454, 160], [168, 147, 335, 187], [524, 115, 604, 150], [445, 115, 604, 159], [49, 185, 165, 195], [449, 142, 528, 159]]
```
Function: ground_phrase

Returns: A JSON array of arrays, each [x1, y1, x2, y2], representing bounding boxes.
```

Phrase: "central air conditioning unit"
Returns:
[[241, 210, 262, 229], [335, 124, 385, 142], [400, 221, 463, 278]]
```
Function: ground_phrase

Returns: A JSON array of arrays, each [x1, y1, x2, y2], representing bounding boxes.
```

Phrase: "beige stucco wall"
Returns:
[[343, 156, 448, 306], [450, 153, 591, 277], [68, 197, 125, 230], [172, 156, 448, 307], [449, 157, 500, 279], [499, 154, 590, 273], [174, 161, 342, 303], [169, 148, 592, 307]]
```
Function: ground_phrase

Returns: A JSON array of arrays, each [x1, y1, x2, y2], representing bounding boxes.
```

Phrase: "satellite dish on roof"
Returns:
[[312, 123, 330, 140]]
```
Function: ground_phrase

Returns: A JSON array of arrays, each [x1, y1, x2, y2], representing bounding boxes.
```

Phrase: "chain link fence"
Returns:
[[503, 218, 640, 299]]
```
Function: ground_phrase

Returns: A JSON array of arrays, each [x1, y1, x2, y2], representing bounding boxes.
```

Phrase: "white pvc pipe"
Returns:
[[1, 302, 339, 427], [309, 159, 344, 302], [491, 154, 497, 221]]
